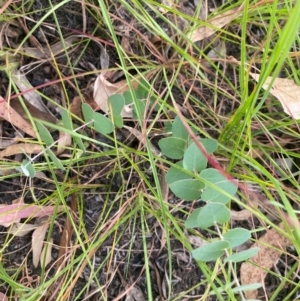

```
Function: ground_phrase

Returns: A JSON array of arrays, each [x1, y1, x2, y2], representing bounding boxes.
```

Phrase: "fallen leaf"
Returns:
[[93, 73, 138, 117], [0, 203, 65, 226], [10, 98, 57, 124], [250, 73, 300, 119], [32, 222, 49, 267], [40, 238, 53, 267], [0, 130, 22, 149], [56, 131, 72, 155], [0, 97, 36, 137], [240, 222, 291, 299], [9, 222, 37, 237], [0, 143, 43, 158], [190, 5, 243, 42], [12, 69, 57, 120]]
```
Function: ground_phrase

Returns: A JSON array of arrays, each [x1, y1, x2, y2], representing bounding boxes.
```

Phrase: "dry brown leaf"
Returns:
[[12, 69, 57, 120], [9, 222, 37, 237], [240, 222, 291, 299], [93, 73, 138, 117], [250, 73, 300, 119], [0, 130, 22, 149], [10, 98, 57, 124], [32, 222, 49, 267], [40, 238, 53, 267], [0, 97, 36, 137], [0, 143, 42, 158], [190, 5, 243, 42], [56, 131, 72, 155]]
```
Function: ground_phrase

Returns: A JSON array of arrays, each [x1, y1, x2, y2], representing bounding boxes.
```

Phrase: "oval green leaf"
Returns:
[[108, 94, 124, 116], [224, 248, 259, 263], [93, 112, 114, 134], [123, 91, 134, 105], [165, 161, 192, 184], [169, 179, 203, 200], [192, 240, 229, 262], [82, 103, 94, 123], [223, 228, 251, 248], [172, 116, 189, 140], [196, 203, 231, 228], [46, 149, 65, 170], [21, 160, 35, 177], [158, 137, 186, 159], [185, 208, 202, 228], [183, 142, 207, 172], [200, 168, 238, 204], [36, 122, 54, 147]]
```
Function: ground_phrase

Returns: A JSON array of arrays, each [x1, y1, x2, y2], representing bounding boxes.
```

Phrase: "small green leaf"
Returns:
[[61, 109, 73, 131], [192, 241, 229, 261], [93, 112, 114, 134], [21, 160, 35, 177], [183, 142, 207, 172], [165, 161, 192, 184], [231, 283, 262, 293], [46, 149, 65, 170], [112, 115, 123, 128], [183, 139, 218, 172], [169, 179, 203, 200], [133, 99, 146, 119], [224, 248, 259, 263], [158, 137, 186, 159], [123, 91, 134, 105], [172, 116, 189, 140], [136, 78, 150, 100], [82, 103, 94, 123], [196, 203, 231, 228], [108, 94, 124, 116], [223, 228, 251, 248], [185, 208, 202, 228], [200, 168, 238, 204], [163, 121, 172, 133], [74, 136, 86, 152], [36, 122, 54, 147], [199, 138, 218, 154]]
